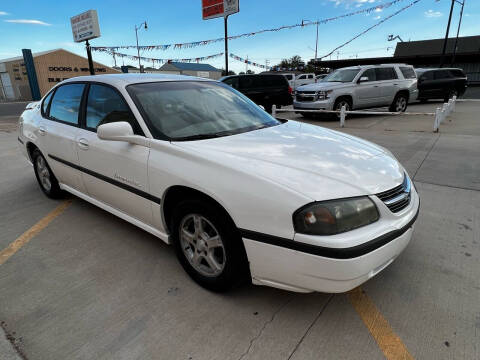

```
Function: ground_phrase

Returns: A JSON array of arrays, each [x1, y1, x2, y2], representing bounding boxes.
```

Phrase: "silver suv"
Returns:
[[293, 64, 418, 115]]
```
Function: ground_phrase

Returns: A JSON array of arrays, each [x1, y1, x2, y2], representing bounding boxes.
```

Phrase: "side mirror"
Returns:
[[97, 121, 148, 146], [358, 76, 369, 83], [259, 105, 265, 111]]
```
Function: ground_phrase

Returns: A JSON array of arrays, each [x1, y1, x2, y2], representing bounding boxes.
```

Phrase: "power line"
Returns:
[[318, 0, 423, 60]]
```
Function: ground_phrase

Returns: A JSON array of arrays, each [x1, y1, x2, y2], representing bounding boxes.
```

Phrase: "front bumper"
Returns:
[[293, 98, 334, 111], [243, 187, 420, 293]]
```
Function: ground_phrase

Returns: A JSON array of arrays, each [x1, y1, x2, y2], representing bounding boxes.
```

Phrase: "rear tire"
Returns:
[[171, 199, 249, 292], [32, 149, 63, 199], [444, 89, 458, 103], [390, 93, 408, 112]]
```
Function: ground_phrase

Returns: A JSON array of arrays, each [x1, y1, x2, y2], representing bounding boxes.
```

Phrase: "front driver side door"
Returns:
[[355, 69, 382, 107], [75, 83, 154, 226]]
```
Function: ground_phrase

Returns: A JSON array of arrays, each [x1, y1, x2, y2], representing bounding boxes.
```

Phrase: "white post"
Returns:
[[442, 103, 448, 120], [272, 104, 277, 118], [452, 95, 457, 112], [448, 99, 453, 116], [434, 107, 441, 132], [340, 105, 346, 128]]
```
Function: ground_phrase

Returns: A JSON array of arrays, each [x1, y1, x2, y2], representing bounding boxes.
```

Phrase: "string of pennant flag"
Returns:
[[92, 48, 224, 64], [229, 54, 271, 70], [91, 0, 407, 52]]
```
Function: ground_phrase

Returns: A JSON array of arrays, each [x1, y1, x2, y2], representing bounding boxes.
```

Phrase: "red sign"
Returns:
[[202, 0, 238, 20]]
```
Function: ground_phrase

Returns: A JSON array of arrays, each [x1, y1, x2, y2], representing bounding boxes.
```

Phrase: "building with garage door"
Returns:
[[0, 48, 119, 101], [156, 62, 222, 80]]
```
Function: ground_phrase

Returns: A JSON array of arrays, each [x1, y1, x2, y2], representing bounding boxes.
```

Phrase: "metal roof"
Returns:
[[0, 48, 64, 63], [161, 62, 220, 72], [394, 36, 480, 57]]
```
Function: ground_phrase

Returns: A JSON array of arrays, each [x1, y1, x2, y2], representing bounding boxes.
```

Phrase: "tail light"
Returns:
[[288, 86, 293, 94]]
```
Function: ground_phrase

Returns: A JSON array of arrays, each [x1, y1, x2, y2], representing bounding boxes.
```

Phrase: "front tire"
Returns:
[[333, 98, 352, 119], [390, 93, 408, 112], [171, 199, 249, 292], [32, 149, 63, 199]]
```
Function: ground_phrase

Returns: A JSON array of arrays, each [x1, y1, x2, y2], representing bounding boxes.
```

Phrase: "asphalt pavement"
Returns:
[[0, 100, 479, 359]]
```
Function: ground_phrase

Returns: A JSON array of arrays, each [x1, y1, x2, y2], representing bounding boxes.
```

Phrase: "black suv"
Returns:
[[415, 68, 468, 102], [220, 74, 293, 113]]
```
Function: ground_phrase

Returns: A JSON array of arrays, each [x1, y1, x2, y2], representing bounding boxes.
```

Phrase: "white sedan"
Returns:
[[18, 74, 419, 293]]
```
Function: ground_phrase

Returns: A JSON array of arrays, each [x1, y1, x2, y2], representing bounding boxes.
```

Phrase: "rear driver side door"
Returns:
[[75, 83, 154, 226]]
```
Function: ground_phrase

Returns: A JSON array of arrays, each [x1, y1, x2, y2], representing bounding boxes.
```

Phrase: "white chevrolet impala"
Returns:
[[18, 74, 419, 293]]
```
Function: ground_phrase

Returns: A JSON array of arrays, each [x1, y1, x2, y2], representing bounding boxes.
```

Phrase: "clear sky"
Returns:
[[0, 0, 478, 74]]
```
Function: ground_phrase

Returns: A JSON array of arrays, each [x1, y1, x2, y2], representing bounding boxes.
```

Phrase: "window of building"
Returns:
[[49, 84, 85, 125]]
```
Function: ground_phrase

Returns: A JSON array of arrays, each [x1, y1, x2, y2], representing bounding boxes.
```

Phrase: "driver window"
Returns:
[[86, 84, 144, 135], [360, 69, 376, 82]]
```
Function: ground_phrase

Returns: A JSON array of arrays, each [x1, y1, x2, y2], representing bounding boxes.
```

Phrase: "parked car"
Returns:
[[295, 73, 316, 88], [316, 74, 328, 81], [415, 68, 467, 102], [282, 73, 296, 89], [19, 74, 419, 293], [294, 64, 418, 116], [220, 74, 292, 113]]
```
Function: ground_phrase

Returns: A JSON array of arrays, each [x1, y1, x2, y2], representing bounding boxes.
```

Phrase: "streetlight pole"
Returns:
[[135, 21, 148, 72], [224, 15, 229, 75], [451, 0, 466, 66], [440, 0, 455, 67], [314, 20, 318, 73]]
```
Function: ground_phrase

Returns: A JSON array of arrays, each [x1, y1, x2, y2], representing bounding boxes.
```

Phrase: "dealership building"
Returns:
[[0, 48, 119, 101], [310, 36, 480, 84]]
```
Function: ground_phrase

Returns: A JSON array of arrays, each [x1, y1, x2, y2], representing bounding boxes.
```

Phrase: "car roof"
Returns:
[[62, 73, 214, 87], [338, 64, 411, 71], [415, 67, 462, 72]]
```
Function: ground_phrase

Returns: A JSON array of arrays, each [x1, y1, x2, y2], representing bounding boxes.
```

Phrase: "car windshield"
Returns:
[[323, 69, 360, 83], [127, 81, 280, 141]]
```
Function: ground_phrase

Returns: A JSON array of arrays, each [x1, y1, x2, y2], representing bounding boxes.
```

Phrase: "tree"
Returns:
[[246, 69, 255, 74], [221, 69, 236, 76], [275, 55, 305, 71]]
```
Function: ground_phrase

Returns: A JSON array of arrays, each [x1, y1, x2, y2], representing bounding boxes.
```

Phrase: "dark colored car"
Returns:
[[415, 68, 468, 102], [220, 74, 293, 113]]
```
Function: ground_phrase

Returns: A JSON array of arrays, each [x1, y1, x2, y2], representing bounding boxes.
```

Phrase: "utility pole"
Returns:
[[451, 0, 466, 66], [440, 0, 455, 67], [224, 15, 229, 74], [265, 59, 270, 71], [135, 21, 148, 72], [314, 20, 319, 73]]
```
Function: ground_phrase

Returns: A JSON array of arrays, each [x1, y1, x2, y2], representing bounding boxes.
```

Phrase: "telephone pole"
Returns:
[[440, 0, 455, 67]]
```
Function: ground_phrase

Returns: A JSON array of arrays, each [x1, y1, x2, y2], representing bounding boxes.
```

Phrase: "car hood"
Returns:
[[297, 82, 351, 91], [173, 121, 404, 201]]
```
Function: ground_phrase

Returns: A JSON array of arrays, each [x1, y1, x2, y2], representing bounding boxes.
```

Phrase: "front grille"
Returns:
[[296, 91, 316, 102], [376, 175, 411, 213]]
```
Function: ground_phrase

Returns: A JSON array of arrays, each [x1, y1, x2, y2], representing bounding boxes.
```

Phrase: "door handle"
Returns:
[[38, 126, 46, 136], [393, 83, 399, 86], [77, 138, 89, 150], [373, 85, 379, 88]]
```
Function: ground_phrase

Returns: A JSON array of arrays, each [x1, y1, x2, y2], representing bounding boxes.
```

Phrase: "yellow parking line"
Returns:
[[348, 287, 413, 360], [0, 200, 72, 266]]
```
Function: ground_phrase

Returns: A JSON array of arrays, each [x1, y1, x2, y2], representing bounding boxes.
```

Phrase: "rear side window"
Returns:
[[41, 91, 54, 116], [434, 70, 452, 80], [86, 84, 143, 135], [49, 84, 85, 125], [298, 75, 306, 80], [400, 67, 416, 79], [307, 74, 314, 79], [449, 69, 465, 78], [375, 68, 398, 81], [284, 74, 293, 80], [239, 76, 256, 89], [263, 75, 287, 87]]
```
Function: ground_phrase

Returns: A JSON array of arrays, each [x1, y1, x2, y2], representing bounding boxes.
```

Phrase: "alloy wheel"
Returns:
[[36, 156, 52, 192], [395, 96, 407, 112], [179, 214, 226, 277]]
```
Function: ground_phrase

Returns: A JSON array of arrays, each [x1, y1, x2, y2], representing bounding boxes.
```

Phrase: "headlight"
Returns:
[[316, 90, 333, 100], [293, 197, 379, 235]]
